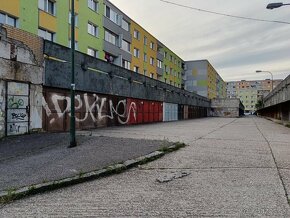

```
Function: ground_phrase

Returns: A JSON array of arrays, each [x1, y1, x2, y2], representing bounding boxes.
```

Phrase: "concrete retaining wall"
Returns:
[[210, 98, 244, 118]]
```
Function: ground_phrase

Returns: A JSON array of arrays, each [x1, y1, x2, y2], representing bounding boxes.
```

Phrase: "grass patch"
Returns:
[[158, 142, 187, 153], [0, 188, 17, 204]]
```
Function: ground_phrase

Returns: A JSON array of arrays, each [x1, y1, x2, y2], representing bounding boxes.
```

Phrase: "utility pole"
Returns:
[[69, 0, 76, 148]]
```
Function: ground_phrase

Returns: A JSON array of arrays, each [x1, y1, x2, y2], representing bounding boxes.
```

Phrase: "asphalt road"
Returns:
[[1, 117, 290, 217]]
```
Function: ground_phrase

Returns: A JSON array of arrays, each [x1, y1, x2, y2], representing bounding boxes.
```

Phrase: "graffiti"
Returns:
[[43, 93, 137, 125], [11, 113, 27, 121], [0, 92, 4, 131], [8, 96, 25, 109], [8, 123, 28, 134], [6, 82, 30, 135]]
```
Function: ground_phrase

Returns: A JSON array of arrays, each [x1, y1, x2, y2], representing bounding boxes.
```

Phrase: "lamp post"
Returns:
[[256, 70, 274, 91], [266, 2, 290, 9], [69, 0, 76, 148]]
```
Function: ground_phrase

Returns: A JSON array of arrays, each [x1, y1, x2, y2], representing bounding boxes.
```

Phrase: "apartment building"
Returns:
[[1, 0, 230, 94], [226, 79, 282, 113], [184, 60, 226, 99], [0, 0, 105, 58]]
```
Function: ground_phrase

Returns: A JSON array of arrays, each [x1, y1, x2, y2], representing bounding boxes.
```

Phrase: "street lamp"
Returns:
[[256, 70, 274, 91], [266, 2, 290, 9], [69, 0, 76, 148]]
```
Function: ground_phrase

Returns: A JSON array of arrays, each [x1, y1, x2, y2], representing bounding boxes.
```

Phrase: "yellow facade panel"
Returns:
[[130, 21, 143, 74], [39, 10, 57, 32], [131, 20, 158, 78], [69, 27, 79, 41], [0, 0, 20, 17], [69, 0, 79, 13]]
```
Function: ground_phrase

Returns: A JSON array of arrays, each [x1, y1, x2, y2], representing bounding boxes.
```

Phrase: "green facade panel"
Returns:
[[78, 0, 104, 59], [20, 0, 38, 34]]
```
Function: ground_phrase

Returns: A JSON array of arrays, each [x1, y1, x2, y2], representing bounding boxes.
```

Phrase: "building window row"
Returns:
[[133, 48, 140, 58], [38, 28, 55, 42], [87, 47, 98, 58], [122, 59, 131, 70], [157, 59, 162, 68], [121, 39, 130, 52], [38, 0, 55, 15], [106, 6, 119, 25], [133, 29, 140, 40], [68, 40, 78, 50], [88, 0, 99, 12], [0, 12, 18, 27], [121, 19, 130, 31], [149, 57, 154, 66], [69, 12, 78, 27], [105, 29, 119, 46], [150, 42, 155, 50], [88, 22, 99, 37]]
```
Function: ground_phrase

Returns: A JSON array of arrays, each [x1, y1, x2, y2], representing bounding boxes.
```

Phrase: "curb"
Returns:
[[0, 142, 186, 204]]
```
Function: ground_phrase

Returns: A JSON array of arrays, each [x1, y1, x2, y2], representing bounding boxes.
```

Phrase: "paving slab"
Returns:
[[280, 169, 290, 201], [144, 139, 275, 169], [1, 168, 289, 217], [0, 134, 170, 193], [1, 116, 290, 217], [203, 124, 265, 141], [270, 142, 290, 169]]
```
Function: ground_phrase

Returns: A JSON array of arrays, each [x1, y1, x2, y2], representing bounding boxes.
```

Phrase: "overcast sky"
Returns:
[[109, 0, 290, 82]]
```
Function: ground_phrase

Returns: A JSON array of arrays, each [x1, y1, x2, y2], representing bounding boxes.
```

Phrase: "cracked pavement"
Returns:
[[1, 116, 290, 217]]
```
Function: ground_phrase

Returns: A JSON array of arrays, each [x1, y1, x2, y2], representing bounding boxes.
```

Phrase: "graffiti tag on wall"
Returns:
[[7, 82, 30, 136], [43, 93, 137, 125]]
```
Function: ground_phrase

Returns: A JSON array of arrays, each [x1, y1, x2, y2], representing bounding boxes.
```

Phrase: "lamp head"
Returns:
[[266, 2, 284, 9]]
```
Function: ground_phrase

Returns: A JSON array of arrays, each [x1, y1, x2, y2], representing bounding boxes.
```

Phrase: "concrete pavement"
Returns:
[[0, 132, 175, 199], [1, 116, 290, 217]]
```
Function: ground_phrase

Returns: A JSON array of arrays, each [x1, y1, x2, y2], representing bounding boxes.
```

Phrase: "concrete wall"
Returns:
[[259, 74, 290, 124], [0, 24, 43, 137], [44, 41, 210, 108], [211, 98, 244, 118], [42, 87, 208, 132]]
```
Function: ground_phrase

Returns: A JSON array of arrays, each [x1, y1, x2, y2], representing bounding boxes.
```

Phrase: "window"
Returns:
[[144, 36, 147, 45], [165, 65, 168, 74], [69, 12, 78, 27], [88, 0, 98, 12], [88, 22, 98, 37], [105, 30, 118, 46], [150, 57, 154, 66], [0, 13, 18, 27], [170, 55, 173, 62], [121, 40, 130, 52], [87, 48, 98, 58], [150, 42, 154, 50], [68, 40, 78, 50], [121, 19, 129, 31], [143, 53, 147, 62], [38, 0, 55, 15], [106, 6, 119, 24], [150, 73, 154, 78], [143, 69, 147, 76], [122, 59, 131, 70], [133, 29, 140, 40], [133, 66, 139, 73], [164, 51, 167, 58], [38, 28, 55, 41], [133, 48, 140, 58], [157, 59, 162, 68]]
